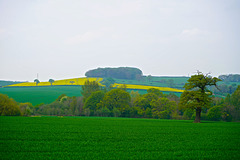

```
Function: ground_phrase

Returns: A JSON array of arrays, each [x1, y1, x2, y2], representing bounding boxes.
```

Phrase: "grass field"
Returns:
[[0, 116, 239, 159], [0, 86, 82, 105], [0, 86, 182, 106]]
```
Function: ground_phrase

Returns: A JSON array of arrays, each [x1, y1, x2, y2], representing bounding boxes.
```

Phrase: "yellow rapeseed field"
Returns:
[[113, 83, 183, 93], [7, 77, 103, 87], [6, 77, 183, 93]]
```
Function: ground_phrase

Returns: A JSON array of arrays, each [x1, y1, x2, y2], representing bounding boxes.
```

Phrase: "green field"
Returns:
[[0, 86, 82, 105], [1, 116, 239, 159], [0, 86, 182, 106]]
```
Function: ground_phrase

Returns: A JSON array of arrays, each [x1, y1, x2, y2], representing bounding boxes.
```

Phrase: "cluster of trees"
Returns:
[[85, 67, 143, 80], [219, 74, 240, 82], [0, 93, 33, 116], [1, 73, 240, 123]]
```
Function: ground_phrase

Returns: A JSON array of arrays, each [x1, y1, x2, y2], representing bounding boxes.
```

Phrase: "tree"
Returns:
[[134, 93, 158, 110], [207, 105, 222, 121], [151, 97, 177, 119], [99, 89, 131, 116], [179, 71, 221, 123], [70, 81, 75, 85], [34, 79, 40, 86], [102, 78, 115, 91], [83, 91, 105, 115], [147, 88, 164, 97], [49, 79, 54, 86], [0, 93, 21, 116], [19, 102, 33, 116], [81, 80, 101, 102]]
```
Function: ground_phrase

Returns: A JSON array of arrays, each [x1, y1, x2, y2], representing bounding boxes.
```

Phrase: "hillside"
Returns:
[[1, 74, 240, 105]]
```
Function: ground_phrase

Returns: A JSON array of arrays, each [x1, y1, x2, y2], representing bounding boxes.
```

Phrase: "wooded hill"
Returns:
[[85, 67, 143, 80]]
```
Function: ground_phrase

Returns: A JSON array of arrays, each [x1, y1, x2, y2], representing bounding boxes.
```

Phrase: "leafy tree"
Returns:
[[49, 79, 54, 86], [134, 93, 158, 110], [0, 93, 21, 116], [19, 102, 33, 116], [112, 107, 121, 117], [102, 78, 115, 91], [231, 85, 240, 108], [182, 109, 195, 120], [84, 108, 90, 116], [147, 88, 164, 97], [83, 91, 105, 115], [70, 96, 77, 115], [151, 97, 177, 119], [34, 79, 40, 86], [179, 72, 221, 123], [207, 105, 223, 121], [99, 89, 131, 116], [81, 80, 101, 102], [145, 107, 152, 118]]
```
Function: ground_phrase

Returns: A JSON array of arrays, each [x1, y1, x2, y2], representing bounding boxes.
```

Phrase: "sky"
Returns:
[[0, 0, 240, 82]]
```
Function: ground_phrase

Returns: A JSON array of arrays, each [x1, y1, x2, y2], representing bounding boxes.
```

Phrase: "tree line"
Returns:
[[1, 72, 240, 122], [85, 67, 143, 80]]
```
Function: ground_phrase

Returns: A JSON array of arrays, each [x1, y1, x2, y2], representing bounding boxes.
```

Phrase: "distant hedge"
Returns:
[[85, 67, 143, 80]]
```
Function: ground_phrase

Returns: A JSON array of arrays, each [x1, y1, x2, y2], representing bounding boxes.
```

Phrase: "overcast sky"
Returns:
[[1, 0, 239, 82]]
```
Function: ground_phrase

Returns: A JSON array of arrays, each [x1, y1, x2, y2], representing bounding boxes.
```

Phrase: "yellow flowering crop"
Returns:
[[113, 83, 183, 93], [7, 77, 103, 87], [6, 77, 183, 93]]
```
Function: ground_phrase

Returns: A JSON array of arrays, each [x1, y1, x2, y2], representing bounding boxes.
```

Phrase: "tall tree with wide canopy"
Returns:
[[179, 71, 221, 123]]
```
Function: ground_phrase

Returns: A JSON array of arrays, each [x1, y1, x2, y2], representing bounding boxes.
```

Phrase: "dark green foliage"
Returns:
[[179, 72, 221, 123], [151, 97, 177, 119], [221, 85, 240, 121], [134, 93, 158, 110], [85, 67, 143, 80], [34, 96, 83, 116], [182, 109, 195, 120], [1, 116, 240, 159], [0, 93, 21, 116], [83, 91, 105, 115], [19, 102, 33, 116], [81, 80, 100, 102], [147, 88, 164, 97], [207, 105, 223, 121], [98, 89, 131, 116], [102, 78, 115, 91]]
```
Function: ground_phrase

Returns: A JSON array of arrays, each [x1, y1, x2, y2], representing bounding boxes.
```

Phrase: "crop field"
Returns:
[[0, 86, 82, 105], [113, 83, 183, 93], [6, 77, 103, 87], [1, 116, 239, 159]]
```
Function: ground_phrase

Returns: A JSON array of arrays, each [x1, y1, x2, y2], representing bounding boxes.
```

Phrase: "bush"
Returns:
[[207, 105, 223, 121]]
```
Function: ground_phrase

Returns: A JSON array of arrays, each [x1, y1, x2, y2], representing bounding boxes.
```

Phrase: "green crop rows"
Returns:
[[0, 86, 83, 105], [1, 116, 239, 159]]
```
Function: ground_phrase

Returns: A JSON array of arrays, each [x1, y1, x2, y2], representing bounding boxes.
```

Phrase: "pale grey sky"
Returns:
[[1, 0, 239, 81]]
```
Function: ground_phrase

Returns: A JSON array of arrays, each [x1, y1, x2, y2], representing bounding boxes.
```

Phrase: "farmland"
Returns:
[[1, 116, 239, 159], [0, 86, 82, 105]]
